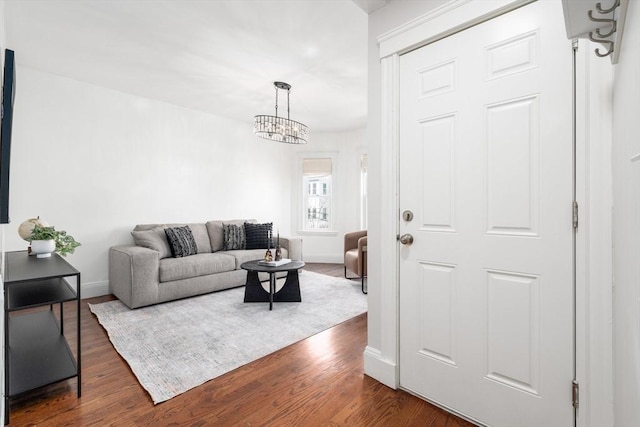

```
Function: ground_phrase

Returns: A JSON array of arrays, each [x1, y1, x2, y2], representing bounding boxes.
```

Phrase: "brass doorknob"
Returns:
[[399, 233, 414, 245]]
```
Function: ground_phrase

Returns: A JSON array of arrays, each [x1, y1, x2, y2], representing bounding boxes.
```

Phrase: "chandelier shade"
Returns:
[[254, 81, 308, 144]]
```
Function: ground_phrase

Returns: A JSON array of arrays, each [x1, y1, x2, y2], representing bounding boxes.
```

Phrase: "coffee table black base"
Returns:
[[243, 270, 302, 309]]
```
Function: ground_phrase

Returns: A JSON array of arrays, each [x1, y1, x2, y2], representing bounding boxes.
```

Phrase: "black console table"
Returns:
[[3, 251, 81, 423]]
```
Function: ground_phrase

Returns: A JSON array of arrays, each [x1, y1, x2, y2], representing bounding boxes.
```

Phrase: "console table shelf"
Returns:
[[7, 278, 77, 311], [3, 251, 81, 424], [8, 310, 78, 396]]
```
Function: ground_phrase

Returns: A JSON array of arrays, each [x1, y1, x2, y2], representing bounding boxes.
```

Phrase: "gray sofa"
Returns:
[[109, 219, 303, 308]]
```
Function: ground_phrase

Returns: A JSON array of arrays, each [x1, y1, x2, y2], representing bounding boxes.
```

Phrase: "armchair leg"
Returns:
[[344, 266, 360, 280], [346, 265, 366, 293]]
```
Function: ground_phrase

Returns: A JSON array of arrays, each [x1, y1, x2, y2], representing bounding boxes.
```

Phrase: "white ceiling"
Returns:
[[4, 0, 370, 133], [352, 0, 391, 14]]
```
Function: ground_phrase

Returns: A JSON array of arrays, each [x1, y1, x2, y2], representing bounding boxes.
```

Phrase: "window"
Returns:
[[303, 157, 333, 231]]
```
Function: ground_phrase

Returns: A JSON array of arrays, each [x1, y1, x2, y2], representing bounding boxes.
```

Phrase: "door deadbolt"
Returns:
[[402, 210, 414, 222], [399, 233, 414, 245]]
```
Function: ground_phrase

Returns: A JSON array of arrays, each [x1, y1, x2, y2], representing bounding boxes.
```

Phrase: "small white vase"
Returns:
[[31, 239, 56, 258]]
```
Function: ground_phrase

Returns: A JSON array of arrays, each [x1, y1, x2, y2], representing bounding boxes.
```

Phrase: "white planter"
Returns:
[[31, 239, 56, 258]]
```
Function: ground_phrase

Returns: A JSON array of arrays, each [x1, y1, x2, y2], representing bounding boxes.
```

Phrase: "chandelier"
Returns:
[[254, 81, 308, 144]]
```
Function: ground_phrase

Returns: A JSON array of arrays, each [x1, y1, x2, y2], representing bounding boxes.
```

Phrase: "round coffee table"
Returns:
[[241, 260, 306, 310]]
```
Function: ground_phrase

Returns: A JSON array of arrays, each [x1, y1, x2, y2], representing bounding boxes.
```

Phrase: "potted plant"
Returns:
[[28, 224, 81, 258]]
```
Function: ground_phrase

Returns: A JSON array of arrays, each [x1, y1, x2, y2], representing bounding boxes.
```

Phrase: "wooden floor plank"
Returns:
[[6, 263, 475, 426]]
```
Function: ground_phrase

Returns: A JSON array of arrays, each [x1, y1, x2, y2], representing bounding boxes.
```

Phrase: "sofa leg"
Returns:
[[361, 274, 367, 294]]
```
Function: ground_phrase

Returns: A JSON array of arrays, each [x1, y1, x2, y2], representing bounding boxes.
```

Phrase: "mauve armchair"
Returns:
[[344, 230, 367, 294]]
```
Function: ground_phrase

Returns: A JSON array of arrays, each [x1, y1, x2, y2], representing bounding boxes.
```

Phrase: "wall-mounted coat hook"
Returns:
[[587, 0, 623, 61], [588, 34, 614, 57], [562, 0, 628, 64], [588, 10, 617, 37], [595, 0, 620, 14]]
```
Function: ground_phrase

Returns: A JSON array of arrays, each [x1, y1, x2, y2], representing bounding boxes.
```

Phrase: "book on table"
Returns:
[[258, 258, 291, 267]]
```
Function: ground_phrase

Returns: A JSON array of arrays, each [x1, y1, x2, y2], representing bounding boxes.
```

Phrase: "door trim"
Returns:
[[364, 1, 614, 426], [377, 0, 535, 58], [574, 40, 615, 426]]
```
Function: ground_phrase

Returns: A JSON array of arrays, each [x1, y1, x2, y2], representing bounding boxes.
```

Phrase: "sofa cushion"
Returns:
[[244, 222, 273, 249], [206, 219, 256, 252], [159, 253, 236, 282], [165, 226, 198, 258], [131, 226, 172, 259], [223, 223, 245, 250]]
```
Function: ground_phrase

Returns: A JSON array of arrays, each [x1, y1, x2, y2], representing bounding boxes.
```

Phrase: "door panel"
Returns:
[[486, 96, 539, 236], [398, 1, 574, 426]]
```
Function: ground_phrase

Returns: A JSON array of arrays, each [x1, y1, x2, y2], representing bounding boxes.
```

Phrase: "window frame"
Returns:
[[297, 151, 339, 235]]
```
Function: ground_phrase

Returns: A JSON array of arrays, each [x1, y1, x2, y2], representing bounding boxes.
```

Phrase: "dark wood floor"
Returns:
[[6, 263, 475, 426]]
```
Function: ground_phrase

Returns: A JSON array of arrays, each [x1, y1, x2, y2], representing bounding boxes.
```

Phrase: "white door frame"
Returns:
[[363, 1, 614, 426]]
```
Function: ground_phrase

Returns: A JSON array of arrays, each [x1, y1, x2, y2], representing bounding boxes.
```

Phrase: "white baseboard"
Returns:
[[363, 345, 398, 389], [81, 280, 110, 299]]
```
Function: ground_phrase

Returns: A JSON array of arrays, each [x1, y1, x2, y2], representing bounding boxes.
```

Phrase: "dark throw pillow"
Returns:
[[244, 222, 273, 249], [164, 226, 198, 258], [223, 223, 246, 250]]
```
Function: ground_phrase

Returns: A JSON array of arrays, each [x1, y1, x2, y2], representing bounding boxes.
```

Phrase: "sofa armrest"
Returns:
[[279, 236, 303, 261], [109, 245, 160, 309]]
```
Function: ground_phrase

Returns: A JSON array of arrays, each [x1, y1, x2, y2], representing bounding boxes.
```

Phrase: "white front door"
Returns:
[[398, 1, 574, 426]]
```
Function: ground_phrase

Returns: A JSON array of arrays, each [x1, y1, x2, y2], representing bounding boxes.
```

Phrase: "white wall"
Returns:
[[5, 66, 297, 296], [292, 129, 366, 263], [611, 0, 640, 425]]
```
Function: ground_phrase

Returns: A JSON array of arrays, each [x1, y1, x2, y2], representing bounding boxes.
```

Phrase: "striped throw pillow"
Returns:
[[223, 224, 246, 250], [164, 226, 198, 258]]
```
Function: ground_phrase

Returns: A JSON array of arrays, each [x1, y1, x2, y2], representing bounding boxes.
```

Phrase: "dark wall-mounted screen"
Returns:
[[0, 49, 16, 224]]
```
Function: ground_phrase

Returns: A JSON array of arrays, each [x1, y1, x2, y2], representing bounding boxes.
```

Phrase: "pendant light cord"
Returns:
[[274, 85, 292, 120]]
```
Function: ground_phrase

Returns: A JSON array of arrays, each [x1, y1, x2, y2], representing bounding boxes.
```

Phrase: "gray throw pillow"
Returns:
[[223, 223, 245, 250], [164, 226, 198, 258], [131, 226, 171, 259]]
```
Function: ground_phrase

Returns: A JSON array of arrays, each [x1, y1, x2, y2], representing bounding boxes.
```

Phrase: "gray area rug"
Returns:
[[89, 271, 367, 404]]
